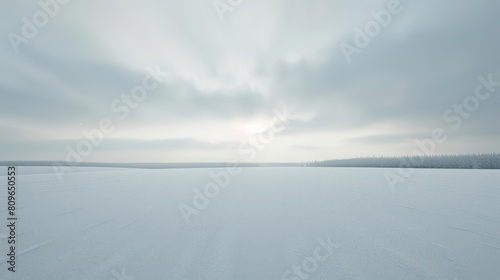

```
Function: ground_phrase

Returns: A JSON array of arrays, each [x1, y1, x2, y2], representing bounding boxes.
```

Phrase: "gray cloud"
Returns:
[[1, 0, 498, 161], [0, 137, 238, 161], [262, 0, 500, 134]]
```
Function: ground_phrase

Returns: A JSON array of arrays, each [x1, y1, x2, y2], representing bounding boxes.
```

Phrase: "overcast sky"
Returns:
[[1, 0, 499, 163]]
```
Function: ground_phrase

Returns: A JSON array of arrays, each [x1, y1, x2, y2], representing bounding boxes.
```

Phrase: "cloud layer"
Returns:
[[1, 0, 499, 162]]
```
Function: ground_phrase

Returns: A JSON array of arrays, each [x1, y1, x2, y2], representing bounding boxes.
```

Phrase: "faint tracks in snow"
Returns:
[[117, 219, 138, 231], [0, 240, 54, 262], [449, 225, 500, 240], [478, 241, 500, 251], [18, 240, 54, 256], [430, 242, 450, 250], [56, 208, 85, 216], [79, 219, 116, 233]]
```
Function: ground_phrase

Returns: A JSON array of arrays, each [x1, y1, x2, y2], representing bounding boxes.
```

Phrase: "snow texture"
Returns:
[[0, 167, 499, 280]]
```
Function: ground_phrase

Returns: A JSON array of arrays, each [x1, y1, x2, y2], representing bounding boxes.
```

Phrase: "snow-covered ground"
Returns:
[[1, 167, 499, 280]]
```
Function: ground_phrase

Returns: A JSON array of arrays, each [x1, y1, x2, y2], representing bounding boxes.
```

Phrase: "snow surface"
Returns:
[[1, 167, 499, 280]]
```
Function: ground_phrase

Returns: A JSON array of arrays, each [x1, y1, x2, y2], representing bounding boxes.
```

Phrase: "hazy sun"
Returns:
[[245, 120, 268, 136]]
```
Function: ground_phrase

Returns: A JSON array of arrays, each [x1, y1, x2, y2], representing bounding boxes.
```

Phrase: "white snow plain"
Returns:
[[0, 167, 499, 280]]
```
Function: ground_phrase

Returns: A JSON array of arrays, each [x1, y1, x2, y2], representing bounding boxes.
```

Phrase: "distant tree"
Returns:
[[310, 153, 500, 170]]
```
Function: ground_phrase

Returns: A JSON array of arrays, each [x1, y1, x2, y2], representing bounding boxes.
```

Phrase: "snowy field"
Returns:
[[1, 167, 499, 280]]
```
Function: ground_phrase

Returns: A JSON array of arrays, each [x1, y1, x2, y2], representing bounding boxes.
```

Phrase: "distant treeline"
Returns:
[[307, 153, 500, 169]]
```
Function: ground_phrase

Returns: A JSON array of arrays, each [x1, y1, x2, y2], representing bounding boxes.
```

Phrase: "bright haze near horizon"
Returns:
[[0, 0, 499, 163]]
